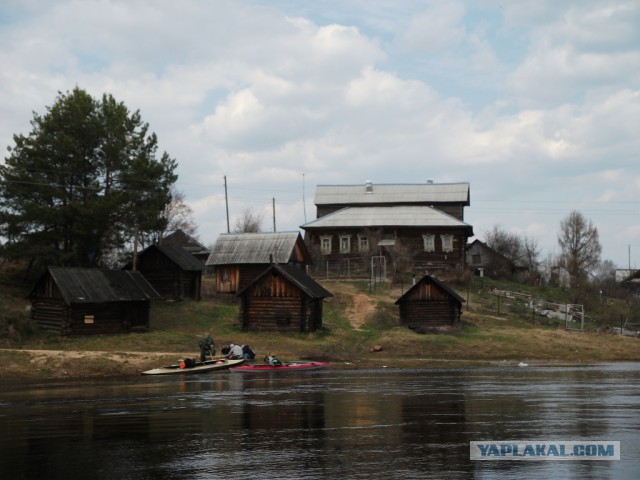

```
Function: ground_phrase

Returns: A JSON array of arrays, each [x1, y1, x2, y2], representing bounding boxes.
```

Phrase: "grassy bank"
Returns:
[[1, 268, 640, 381]]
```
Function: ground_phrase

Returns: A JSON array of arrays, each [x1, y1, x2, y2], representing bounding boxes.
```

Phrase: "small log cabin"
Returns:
[[128, 244, 204, 300], [236, 263, 332, 332], [29, 267, 162, 336], [395, 275, 464, 329], [206, 231, 312, 294]]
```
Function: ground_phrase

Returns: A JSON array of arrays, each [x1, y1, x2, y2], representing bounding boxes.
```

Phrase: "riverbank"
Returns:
[[2, 277, 640, 383], [0, 347, 619, 384]]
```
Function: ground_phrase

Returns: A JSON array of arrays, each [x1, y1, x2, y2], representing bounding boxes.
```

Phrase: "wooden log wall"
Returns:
[[31, 299, 67, 334], [399, 300, 460, 327], [239, 272, 322, 332], [31, 299, 150, 336]]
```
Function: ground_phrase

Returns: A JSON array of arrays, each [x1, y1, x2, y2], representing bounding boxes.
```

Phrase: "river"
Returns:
[[0, 363, 638, 479]]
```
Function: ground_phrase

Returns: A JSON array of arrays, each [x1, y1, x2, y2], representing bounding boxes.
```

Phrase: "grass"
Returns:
[[2, 263, 640, 381]]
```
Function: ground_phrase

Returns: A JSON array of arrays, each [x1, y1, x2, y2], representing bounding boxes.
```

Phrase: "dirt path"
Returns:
[[345, 292, 377, 330]]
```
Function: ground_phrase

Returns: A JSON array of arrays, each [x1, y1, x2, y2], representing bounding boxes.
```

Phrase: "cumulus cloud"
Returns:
[[0, 0, 638, 266]]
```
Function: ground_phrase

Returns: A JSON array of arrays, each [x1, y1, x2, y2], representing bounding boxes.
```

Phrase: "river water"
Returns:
[[0, 363, 638, 479]]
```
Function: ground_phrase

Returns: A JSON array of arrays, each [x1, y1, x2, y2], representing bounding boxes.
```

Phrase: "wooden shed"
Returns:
[[130, 244, 204, 300], [236, 263, 332, 332], [206, 232, 312, 294], [29, 267, 161, 336], [395, 275, 464, 329]]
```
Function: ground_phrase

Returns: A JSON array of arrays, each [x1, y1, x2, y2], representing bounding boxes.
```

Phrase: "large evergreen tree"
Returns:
[[0, 87, 177, 271]]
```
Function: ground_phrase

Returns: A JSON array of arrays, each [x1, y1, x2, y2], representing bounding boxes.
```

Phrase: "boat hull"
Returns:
[[230, 361, 330, 373], [142, 358, 245, 375]]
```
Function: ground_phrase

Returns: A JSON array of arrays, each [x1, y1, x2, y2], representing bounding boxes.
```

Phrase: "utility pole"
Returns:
[[302, 173, 307, 223], [224, 175, 230, 233], [272, 197, 276, 232]]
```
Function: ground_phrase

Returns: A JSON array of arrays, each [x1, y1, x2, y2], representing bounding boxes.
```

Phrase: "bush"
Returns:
[[0, 312, 37, 344]]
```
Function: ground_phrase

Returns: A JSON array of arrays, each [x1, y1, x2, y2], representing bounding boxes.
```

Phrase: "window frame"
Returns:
[[441, 234, 454, 253], [358, 234, 369, 252], [339, 235, 351, 254], [320, 235, 332, 255], [422, 234, 436, 252]]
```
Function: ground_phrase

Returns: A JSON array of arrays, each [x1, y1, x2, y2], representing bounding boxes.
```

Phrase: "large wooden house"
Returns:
[[128, 244, 204, 300], [29, 267, 161, 336], [301, 181, 474, 280], [236, 263, 332, 332], [206, 231, 311, 294], [395, 274, 464, 330]]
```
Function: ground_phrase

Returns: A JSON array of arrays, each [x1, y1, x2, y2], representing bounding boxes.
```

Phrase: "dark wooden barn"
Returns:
[[395, 275, 464, 329], [129, 244, 204, 300], [466, 239, 528, 280], [29, 267, 161, 336], [236, 263, 332, 332], [160, 229, 210, 264]]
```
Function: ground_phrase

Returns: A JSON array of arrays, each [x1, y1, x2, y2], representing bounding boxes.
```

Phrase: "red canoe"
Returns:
[[230, 361, 330, 373]]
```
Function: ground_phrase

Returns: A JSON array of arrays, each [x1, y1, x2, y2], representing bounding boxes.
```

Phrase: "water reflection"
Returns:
[[0, 364, 638, 479]]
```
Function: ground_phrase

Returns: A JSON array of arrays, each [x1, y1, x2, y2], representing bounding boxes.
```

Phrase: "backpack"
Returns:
[[242, 345, 256, 360]]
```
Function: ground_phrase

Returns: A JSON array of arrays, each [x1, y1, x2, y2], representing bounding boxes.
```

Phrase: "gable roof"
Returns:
[[314, 182, 470, 206], [467, 239, 514, 264], [147, 244, 204, 271], [31, 267, 162, 304], [236, 263, 332, 299], [301, 205, 473, 233], [161, 229, 209, 256], [206, 231, 310, 266], [395, 274, 465, 305]]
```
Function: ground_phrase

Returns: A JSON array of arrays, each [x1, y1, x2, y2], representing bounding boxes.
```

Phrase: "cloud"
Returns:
[[1, 0, 638, 267]]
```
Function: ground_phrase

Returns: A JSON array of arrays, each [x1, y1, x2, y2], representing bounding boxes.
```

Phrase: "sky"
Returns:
[[0, 0, 638, 268]]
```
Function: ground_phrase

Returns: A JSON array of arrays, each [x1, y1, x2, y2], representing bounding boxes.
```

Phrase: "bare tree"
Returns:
[[522, 235, 542, 284], [160, 189, 198, 238], [558, 210, 602, 288], [485, 225, 524, 264], [233, 208, 264, 233]]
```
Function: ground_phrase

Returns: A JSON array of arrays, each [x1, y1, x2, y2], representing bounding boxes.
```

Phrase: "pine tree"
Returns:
[[0, 87, 177, 272]]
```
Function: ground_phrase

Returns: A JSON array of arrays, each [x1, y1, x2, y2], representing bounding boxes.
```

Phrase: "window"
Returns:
[[441, 234, 454, 253], [422, 234, 435, 252], [472, 254, 481, 265], [340, 235, 351, 254], [358, 235, 369, 252], [320, 236, 332, 254]]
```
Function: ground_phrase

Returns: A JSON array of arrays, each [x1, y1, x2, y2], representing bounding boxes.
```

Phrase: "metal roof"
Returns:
[[236, 263, 333, 299], [34, 267, 162, 305], [206, 231, 307, 266], [301, 206, 473, 232], [314, 182, 470, 206]]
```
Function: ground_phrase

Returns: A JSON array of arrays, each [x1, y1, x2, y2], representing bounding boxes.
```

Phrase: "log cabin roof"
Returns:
[[148, 244, 205, 271], [160, 229, 210, 257], [314, 182, 470, 206], [301, 205, 473, 233], [206, 231, 310, 266], [236, 263, 333, 299], [395, 275, 465, 305], [30, 267, 162, 305]]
